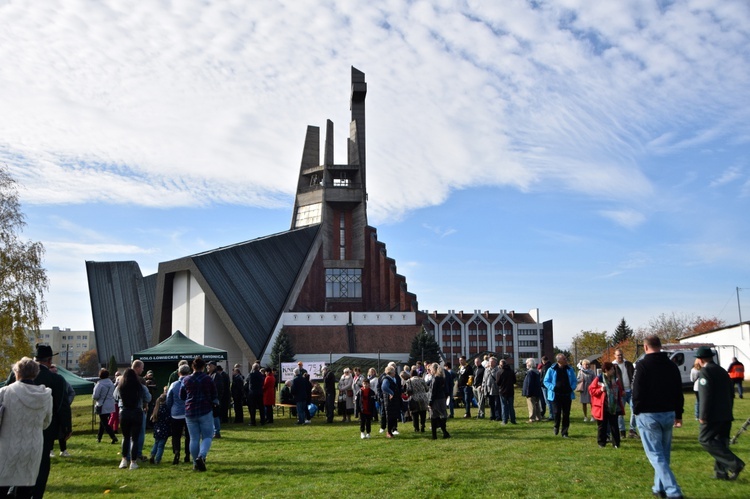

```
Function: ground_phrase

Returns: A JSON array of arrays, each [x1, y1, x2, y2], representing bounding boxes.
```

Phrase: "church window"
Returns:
[[325, 268, 362, 298]]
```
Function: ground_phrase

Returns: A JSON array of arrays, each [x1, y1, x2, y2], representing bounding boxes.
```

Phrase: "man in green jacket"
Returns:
[[696, 346, 745, 480]]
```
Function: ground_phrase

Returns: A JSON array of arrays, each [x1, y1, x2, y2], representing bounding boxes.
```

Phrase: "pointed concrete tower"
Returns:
[[290, 66, 368, 291]]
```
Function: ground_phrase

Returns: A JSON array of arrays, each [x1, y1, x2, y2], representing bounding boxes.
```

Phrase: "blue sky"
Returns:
[[1, 1, 749, 348]]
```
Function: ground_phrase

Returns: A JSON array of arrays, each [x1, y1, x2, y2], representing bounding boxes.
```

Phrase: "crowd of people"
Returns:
[[0, 338, 747, 497]]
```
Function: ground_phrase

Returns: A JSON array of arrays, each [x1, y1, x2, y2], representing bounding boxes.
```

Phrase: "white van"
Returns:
[[637, 345, 718, 388]]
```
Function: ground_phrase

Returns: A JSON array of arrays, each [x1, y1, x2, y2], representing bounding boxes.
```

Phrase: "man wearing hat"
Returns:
[[5, 344, 70, 498], [696, 346, 745, 480]]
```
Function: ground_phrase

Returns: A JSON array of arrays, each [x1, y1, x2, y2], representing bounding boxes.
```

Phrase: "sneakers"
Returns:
[[365, 433, 371, 439], [628, 430, 639, 439], [119, 458, 129, 469], [379, 428, 385, 434], [49, 451, 55, 458], [392, 430, 400, 435], [361, 432, 366, 439], [129, 461, 139, 470], [304, 420, 311, 424], [60, 450, 70, 457]]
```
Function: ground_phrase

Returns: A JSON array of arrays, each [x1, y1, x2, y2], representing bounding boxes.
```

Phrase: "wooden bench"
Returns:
[[275, 403, 296, 417]]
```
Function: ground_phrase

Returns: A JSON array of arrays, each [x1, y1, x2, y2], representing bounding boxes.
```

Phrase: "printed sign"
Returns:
[[280, 361, 327, 381]]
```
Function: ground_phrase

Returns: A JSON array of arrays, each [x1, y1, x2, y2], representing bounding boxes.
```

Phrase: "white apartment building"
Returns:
[[36, 327, 96, 372]]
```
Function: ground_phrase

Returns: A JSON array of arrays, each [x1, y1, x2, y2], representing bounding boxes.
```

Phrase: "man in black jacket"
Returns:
[[696, 346, 745, 480], [457, 356, 474, 418], [290, 368, 311, 425], [245, 363, 265, 426], [231, 367, 245, 423], [632, 335, 684, 499], [322, 366, 336, 423], [496, 359, 517, 424]]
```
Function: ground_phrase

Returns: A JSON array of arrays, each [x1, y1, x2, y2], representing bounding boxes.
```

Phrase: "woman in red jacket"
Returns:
[[589, 362, 625, 448], [262, 368, 277, 424]]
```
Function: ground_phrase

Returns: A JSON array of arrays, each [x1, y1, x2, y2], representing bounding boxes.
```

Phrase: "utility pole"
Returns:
[[738, 287, 743, 324]]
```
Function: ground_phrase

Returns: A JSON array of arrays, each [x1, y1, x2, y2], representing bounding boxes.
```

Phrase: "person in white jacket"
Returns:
[[0, 357, 53, 498]]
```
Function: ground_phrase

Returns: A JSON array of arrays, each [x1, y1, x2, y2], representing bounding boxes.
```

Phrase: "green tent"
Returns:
[[56, 365, 96, 395], [131, 330, 228, 390]]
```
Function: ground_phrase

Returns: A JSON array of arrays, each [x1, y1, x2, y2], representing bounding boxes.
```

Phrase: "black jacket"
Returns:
[[632, 352, 684, 419], [474, 364, 485, 387], [290, 374, 311, 403], [457, 364, 473, 388], [496, 366, 516, 397], [698, 361, 734, 422]]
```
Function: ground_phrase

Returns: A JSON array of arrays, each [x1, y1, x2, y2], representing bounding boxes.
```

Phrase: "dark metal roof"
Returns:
[[155, 225, 320, 359], [85, 260, 156, 366]]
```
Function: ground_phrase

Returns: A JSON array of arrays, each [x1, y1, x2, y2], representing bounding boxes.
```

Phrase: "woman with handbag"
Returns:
[[577, 360, 596, 422], [92, 368, 118, 444]]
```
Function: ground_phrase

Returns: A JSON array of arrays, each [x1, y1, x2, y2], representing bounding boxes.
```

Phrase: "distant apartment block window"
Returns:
[[294, 203, 322, 228], [479, 340, 488, 347], [325, 268, 362, 298], [519, 329, 539, 336], [519, 340, 538, 347]]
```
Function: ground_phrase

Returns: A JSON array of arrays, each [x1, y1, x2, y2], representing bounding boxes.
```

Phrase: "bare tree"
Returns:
[[647, 312, 694, 344]]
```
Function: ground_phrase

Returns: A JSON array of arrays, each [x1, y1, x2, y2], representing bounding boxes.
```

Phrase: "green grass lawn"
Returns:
[[45, 394, 750, 498]]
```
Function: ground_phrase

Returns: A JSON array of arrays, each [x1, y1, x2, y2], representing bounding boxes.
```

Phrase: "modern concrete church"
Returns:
[[87, 67, 553, 371]]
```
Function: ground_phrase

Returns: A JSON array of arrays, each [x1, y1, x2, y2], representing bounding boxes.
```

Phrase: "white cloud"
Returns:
[[0, 0, 747, 222], [710, 165, 743, 188], [599, 209, 646, 229], [422, 224, 457, 239]]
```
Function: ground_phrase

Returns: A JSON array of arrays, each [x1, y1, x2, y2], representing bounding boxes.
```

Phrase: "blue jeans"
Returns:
[[462, 387, 473, 416], [296, 401, 307, 424], [636, 412, 682, 498], [618, 390, 635, 432], [213, 415, 221, 436], [500, 394, 516, 423], [150, 438, 167, 463], [186, 412, 214, 463]]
